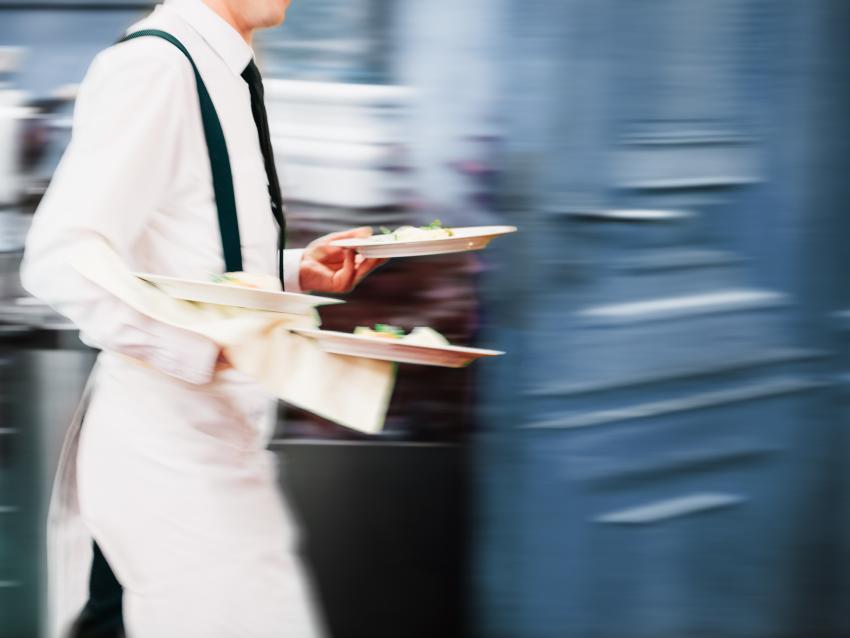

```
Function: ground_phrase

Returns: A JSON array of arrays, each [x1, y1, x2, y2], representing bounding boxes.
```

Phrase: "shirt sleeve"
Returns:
[[282, 248, 304, 292], [21, 39, 221, 385]]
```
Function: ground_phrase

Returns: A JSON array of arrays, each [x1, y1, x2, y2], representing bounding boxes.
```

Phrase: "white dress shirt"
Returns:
[[21, 0, 303, 385]]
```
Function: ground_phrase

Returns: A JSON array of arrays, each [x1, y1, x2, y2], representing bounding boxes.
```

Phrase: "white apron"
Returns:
[[47, 352, 327, 638]]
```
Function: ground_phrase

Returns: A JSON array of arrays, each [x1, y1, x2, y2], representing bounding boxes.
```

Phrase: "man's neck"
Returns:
[[201, 0, 253, 44]]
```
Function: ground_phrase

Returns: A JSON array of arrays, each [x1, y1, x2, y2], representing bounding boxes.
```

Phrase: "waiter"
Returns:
[[21, 0, 385, 636]]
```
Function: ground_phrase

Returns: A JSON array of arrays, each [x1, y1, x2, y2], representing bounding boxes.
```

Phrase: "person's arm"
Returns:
[[21, 38, 220, 385]]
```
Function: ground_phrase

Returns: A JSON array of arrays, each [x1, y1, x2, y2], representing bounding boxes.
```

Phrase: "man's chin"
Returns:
[[248, 4, 288, 35], [265, 7, 288, 28]]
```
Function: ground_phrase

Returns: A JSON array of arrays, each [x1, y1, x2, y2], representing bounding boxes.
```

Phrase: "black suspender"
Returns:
[[118, 29, 245, 273]]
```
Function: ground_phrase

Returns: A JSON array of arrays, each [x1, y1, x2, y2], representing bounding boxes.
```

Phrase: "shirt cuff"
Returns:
[[282, 248, 304, 293]]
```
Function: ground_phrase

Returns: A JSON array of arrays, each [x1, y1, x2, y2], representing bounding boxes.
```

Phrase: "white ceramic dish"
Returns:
[[329, 225, 518, 258], [135, 273, 344, 315], [291, 328, 504, 368]]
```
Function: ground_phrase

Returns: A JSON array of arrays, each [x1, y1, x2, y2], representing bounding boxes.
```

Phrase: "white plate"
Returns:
[[135, 273, 344, 315], [329, 225, 518, 258], [291, 328, 504, 368]]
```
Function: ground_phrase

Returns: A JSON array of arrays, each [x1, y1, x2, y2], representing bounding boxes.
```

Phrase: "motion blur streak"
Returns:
[[2, 1, 850, 637]]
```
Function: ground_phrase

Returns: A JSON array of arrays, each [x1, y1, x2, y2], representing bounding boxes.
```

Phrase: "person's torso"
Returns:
[[114, 3, 279, 279], [84, 4, 281, 422]]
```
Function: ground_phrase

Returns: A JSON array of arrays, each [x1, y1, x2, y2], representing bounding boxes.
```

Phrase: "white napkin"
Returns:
[[70, 237, 395, 434]]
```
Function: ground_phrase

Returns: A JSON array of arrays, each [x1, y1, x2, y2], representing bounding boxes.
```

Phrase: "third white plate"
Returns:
[[291, 328, 504, 368]]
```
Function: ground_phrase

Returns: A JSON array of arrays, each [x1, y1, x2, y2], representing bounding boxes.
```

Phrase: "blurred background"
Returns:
[[2, 0, 850, 636]]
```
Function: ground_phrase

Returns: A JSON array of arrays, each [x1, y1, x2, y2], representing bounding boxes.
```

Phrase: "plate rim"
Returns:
[[291, 327, 505, 356], [134, 272, 345, 306], [329, 225, 518, 249]]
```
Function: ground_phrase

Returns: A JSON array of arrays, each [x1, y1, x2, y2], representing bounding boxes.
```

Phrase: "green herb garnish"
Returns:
[[373, 323, 405, 337], [419, 218, 453, 236]]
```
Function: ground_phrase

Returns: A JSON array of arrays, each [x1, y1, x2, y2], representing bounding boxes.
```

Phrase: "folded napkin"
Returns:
[[70, 237, 395, 434]]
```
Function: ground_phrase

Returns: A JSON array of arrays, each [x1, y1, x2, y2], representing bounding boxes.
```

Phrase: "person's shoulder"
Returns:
[[85, 8, 199, 91], [88, 35, 193, 87], [72, 33, 195, 120]]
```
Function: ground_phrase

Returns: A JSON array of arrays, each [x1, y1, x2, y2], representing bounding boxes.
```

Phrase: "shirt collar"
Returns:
[[164, 0, 254, 76]]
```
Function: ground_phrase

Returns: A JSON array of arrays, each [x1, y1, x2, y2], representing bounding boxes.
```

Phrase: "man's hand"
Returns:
[[299, 227, 388, 294]]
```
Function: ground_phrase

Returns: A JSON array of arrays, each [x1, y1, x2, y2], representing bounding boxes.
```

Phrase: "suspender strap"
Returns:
[[118, 29, 244, 273]]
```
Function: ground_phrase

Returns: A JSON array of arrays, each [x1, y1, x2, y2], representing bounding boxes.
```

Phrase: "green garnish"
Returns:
[[373, 323, 405, 336], [211, 273, 236, 283], [374, 219, 453, 241], [419, 218, 453, 236]]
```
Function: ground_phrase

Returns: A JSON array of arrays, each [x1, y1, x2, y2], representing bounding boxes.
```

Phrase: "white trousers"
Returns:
[[49, 353, 326, 638]]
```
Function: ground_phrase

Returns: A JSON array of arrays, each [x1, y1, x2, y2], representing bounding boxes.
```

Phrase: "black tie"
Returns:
[[241, 59, 287, 284]]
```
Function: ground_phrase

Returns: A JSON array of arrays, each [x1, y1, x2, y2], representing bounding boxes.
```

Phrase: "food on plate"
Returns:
[[210, 272, 282, 291], [354, 324, 405, 339], [402, 327, 451, 347], [353, 324, 451, 347], [371, 219, 454, 243]]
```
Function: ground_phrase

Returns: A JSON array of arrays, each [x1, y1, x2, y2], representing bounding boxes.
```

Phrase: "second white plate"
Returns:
[[291, 328, 504, 368], [135, 273, 344, 315]]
